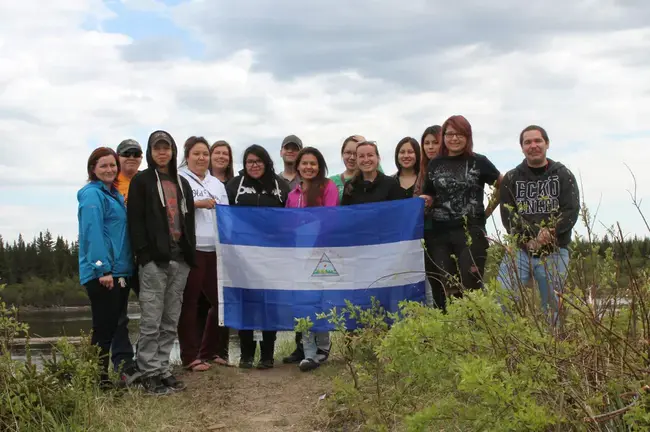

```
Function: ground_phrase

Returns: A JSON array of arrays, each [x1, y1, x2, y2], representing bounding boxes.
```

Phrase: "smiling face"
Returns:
[[118, 149, 142, 178], [297, 153, 319, 181], [422, 133, 441, 160], [211, 145, 231, 172], [443, 125, 468, 156], [356, 143, 379, 174], [187, 143, 210, 176], [521, 129, 549, 167], [342, 140, 357, 171], [94, 155, 118, 185], [245, 153, 265, 179], [398, 142, 417, 170]]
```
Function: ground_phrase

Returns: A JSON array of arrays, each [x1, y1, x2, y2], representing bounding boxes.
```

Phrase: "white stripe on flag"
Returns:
[[218, 239, 425, 291]]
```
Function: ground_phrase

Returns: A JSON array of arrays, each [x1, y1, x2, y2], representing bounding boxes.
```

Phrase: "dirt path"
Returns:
[[139, 362, 337, 432]]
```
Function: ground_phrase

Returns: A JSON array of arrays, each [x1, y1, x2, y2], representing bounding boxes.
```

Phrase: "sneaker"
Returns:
[[161, 375, 187, 392], [299, 358, 320, 372], [119, 363, 141, 386], [239, 358, 254, 369], [256, 359, 274, 370], [282, 349, 304, 364], [140, 375, 171, 396], [315, 348, 330, 363]]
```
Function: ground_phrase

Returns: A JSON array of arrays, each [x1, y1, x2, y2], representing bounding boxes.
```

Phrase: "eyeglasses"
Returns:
[[444, 133, 465, 139], [121, 150, 142, 158], [245, 160, 263, 167]]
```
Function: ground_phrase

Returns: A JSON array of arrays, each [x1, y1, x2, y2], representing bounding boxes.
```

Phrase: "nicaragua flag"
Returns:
[[215, 198, 426, 331]]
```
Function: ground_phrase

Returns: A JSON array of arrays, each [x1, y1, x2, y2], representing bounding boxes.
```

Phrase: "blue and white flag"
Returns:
[[215, 198, 426, 331]]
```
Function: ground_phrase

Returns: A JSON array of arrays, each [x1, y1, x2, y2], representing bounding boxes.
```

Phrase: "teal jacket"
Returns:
[[77, 181, 134, 285]]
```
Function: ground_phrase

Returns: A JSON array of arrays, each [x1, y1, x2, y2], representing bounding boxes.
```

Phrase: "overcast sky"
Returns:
[[1, 0, 649, 243]]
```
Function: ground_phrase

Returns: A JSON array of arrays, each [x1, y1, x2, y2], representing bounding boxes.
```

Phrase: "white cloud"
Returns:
[[1, 0, 649, 242]]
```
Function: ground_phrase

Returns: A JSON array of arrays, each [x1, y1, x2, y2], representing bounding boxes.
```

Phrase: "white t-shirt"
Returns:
[[179, 167, 229, 252]]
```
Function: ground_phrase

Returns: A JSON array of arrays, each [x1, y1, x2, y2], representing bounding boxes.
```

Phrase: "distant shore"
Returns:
[[17, 302, 140, 313]]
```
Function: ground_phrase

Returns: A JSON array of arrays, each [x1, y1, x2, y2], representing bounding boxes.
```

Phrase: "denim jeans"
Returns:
[[497, 247, 570, 324], [302, 331, 331, 362]]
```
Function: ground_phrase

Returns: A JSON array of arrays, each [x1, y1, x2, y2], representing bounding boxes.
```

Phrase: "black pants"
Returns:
[[110, 276, 136, 371], [427, 226, 489, 311], [293, 332, 304, 356], [238, 330, 277, 362], [85, 277, 131, 381]]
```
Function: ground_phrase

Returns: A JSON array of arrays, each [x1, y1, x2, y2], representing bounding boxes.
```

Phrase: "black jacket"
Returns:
[[226, 171, 290, 208], [341, 171, 406, 205], [127, 130, 196, 267], [500, 159, 579, 249]]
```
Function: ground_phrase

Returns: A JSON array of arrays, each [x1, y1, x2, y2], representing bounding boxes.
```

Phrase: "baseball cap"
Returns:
[[150, 131, 174, 148], [116, 139, 142, 155], [281, 135, 303, 149]]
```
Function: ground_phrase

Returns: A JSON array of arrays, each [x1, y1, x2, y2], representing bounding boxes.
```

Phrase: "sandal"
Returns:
[[186, 359, 211, 372], [211, 356, 229, 366]]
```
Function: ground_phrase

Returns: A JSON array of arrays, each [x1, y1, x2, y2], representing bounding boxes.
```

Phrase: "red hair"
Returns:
[[87, 147, 120, 185], [440, 115, 474, 157]]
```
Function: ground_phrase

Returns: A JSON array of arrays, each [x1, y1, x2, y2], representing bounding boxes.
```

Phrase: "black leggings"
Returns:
[[84, 277, 131, 381], [238, 330, 277, 362], [426, 226, 489, 311]]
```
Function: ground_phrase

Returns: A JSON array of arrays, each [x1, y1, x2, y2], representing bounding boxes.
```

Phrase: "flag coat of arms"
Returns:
[[215, 198, 426, 331]]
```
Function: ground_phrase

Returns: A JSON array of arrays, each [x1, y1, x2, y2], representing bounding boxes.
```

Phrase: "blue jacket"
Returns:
[[77, 181, 134, 285]]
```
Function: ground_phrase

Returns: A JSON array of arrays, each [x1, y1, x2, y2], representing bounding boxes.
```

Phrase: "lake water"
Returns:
[[11, 304, 293, 366]]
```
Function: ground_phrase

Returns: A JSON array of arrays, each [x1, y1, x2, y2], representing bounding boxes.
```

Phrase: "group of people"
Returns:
[[77, 114, 580, 395]]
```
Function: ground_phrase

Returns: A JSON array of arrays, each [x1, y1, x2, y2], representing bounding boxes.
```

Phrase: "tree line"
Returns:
[[0, 230, 649, 307]]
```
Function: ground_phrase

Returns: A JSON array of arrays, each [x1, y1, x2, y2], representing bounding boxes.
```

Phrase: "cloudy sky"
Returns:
[[1, 0, 649, 243]]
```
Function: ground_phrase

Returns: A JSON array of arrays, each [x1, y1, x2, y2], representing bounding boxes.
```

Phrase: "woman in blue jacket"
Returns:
[[78, 147, 134, 386]]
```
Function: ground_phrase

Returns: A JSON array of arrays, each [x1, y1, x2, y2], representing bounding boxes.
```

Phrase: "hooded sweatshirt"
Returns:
[[179, 167, 229, 252], [225, 169, 290, 208], [499, 158, 580, 250], [286, 179, 339, 208], [77, 181, 134, 285], [127, 130, 196, 267]]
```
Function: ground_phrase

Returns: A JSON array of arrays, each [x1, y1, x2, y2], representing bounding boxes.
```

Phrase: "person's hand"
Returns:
[[197, 199, 217, 209], [419, 194, 433, 207], [526, 239, 540, 251], [99, 275, 114, 290], [537, 228, 554, 245]]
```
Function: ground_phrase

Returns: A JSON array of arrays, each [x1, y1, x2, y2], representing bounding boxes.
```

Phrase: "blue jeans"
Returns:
[[302, 331, 331, 362], [497, 248, 570, 324]]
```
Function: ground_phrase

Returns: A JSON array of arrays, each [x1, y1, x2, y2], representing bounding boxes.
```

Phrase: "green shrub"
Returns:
[[0, 301, 104, 432]]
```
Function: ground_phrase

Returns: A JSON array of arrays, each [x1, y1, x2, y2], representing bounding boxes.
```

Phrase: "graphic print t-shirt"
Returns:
[[159, 172, 183, 260], [422, 153, 500, 231]]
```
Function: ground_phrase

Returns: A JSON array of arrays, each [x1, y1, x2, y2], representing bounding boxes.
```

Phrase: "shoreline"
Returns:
[[17, 302, 140, 313]]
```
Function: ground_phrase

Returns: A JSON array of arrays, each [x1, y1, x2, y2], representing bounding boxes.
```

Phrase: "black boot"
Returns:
[[282, 332, 304, 364]]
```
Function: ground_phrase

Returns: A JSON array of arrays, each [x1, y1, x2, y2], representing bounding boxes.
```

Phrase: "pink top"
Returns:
[[286, 179, 339, 208]]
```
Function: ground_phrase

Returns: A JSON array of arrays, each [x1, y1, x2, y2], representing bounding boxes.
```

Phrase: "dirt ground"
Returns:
[[110, 361, 339, 432]]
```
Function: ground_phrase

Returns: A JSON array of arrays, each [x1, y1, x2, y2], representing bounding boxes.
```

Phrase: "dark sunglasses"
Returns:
[[121, 150, 142, 158]]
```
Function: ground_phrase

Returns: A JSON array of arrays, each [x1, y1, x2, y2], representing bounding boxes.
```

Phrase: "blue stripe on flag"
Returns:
[[216, 198, 424, 248], [221, 281, 426, 331]]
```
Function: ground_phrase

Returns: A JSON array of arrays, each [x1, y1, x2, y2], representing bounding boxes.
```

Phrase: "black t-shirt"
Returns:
[[422, 153, 500, 230]]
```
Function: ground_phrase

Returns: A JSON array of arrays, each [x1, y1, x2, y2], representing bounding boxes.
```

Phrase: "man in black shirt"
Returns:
[[498, 125, 580, 325]]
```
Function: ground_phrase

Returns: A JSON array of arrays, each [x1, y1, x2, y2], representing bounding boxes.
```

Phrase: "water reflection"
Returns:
[[12, 305, 292, 366]]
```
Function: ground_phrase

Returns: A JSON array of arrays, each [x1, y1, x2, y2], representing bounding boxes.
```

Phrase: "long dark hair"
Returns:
[[210, 140, 235, 181], [295, 147, 328, 207], [180, 136, 210, 168], [242, 144, 278, 194], [87, 147, 120, 183], [394, 137, 421, 176], [415, 125, 441, 195]]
